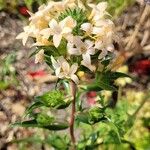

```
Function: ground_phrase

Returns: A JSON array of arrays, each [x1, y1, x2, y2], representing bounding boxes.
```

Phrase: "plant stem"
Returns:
[[70, 80, 77, 148]]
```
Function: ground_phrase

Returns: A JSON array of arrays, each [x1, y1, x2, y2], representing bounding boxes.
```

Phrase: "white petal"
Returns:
[[68, 47, 79, 55], [40, 28, 52, 39], [88, 47, 95, 55], [58, 72, 65, 78], [95, 40, 103, 49], [22, 34, 29, 46], [62, 61, 70, 74], [70, 63, 78, 75], [98, 50, 108, 59], [16, 32, 25, 39], [60, 16, 76, 29], [51, 56, 59, 69], [71, 74, 79, 84], [73, 36, 83, 46], [88, 3, 95, 9], [81, 60, 95, 72], [106, 44, 114, 52], [85, 40, 94, 49], [49, 19, 59, 30], [81, 23, 92, 32], [57, 56, 66, 64], [67, 43, 79, 55], [82, 53, 91, 65], [97, 2, 108, 11], [62, 27, 72, 34], [53, 34, 62, 47], [55, 68, 61, 77], [92, 27, 103, 35]]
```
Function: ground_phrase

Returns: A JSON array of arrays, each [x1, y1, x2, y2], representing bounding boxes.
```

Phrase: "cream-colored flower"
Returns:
[[29, 3, 53, 23], [68, 36, 95, 59], [51, 56, 79, 83], [41, 16, 76, 47], [35, 49, 45, 64], [81, 58, 96, 72], [81, 23, 93, 35], [33, 36, 52, 46], [67, 37, 95, 71], [16, 25, 39, 45], [88, 2, 109, 22]]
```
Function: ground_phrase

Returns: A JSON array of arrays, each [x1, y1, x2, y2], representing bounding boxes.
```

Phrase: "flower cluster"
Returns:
[[17, 0, 115, 84]]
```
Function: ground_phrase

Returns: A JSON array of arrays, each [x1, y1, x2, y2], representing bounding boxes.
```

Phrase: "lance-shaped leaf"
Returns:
[[12, 120, 69, 130]]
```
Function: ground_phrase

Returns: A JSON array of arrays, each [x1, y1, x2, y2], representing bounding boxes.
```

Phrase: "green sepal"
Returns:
[[36, 113, 55, 126], [35, 90, 71, 109], [76, 107, 107, 125]]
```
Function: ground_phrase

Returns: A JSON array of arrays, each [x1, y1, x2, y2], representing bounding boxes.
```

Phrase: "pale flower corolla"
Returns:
[[41, 16, 76, 48], [51, 56, 79, 84], [88, 2, 109, 22], [16, 1, 116, 83], [16, 25, 40, 45]]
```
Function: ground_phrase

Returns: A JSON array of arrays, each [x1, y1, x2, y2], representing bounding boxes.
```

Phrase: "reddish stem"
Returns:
[[70, 81, 77, 148]]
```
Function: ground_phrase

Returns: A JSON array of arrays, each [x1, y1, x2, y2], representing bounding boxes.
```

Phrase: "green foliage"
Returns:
[[35, 90, 71, 108], [46, 134, 70, 150], [0, 0, 6, 10], [36, 113, 55, 125], [0, 53, 18, 90], [89, 107, 106, 124], [13, 89, 70, 132], [13, 119, 69, 130]]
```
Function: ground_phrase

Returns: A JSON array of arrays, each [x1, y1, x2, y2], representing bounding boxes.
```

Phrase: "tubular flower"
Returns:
[[17, 1, 116, 83], [88, 2, 109, 22], [16, 25, 39, 45], [41, 16, 76, 47], [51, 56, 79, 84]]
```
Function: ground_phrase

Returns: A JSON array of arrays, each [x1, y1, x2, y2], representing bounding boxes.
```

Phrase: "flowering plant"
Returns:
[[15, 0, 131, 149]]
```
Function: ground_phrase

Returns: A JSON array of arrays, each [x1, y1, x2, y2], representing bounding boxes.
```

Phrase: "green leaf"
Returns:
[[25, 101, 44, 116], [11, 136, 43, 144], [111, 72, 131, 80], [44, 122, 69, 130], [98, 81, 117, 91], [12, 120, 39, 128], [76, 112, 90, 124], [46, 135, 69, 150], [86, 83, 103, 92], [12, 120, 69, 130], [0, 81, 9, 90], [103, 121, 121, 144]]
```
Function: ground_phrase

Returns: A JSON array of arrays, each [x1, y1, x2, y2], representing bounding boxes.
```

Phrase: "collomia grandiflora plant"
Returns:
[[15, 0, 130, 149]]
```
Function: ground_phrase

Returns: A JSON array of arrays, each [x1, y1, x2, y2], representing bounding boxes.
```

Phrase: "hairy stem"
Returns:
[[70, 80, 77, 148]]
